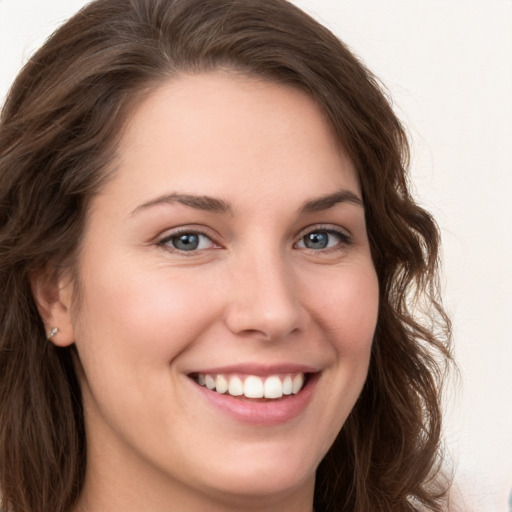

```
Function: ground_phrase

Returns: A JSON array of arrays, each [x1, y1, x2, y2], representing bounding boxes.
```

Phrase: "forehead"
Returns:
[[103, 72, 360, 211]]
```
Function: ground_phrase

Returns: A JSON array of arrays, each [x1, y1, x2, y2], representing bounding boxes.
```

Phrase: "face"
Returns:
[[58, 73, 379, 510]]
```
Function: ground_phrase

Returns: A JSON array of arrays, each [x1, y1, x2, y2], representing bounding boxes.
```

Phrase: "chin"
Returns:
[[198, 466, 315, 507], [191, 439, 320, 501]]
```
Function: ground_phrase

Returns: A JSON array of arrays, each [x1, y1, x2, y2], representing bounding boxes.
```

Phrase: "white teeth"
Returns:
[[205, 375, 216, 390], [244, 375, 264, 398], [282, 375, 293, 395], [216, 375, 228, 394], [195, 372, 307, 399], [228, 376, 243, 396], [264, 376, 283, 399], [292, 374, 304, 394]]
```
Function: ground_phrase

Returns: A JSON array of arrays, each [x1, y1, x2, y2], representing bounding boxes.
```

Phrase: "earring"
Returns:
[[47, 327, 59, 340]]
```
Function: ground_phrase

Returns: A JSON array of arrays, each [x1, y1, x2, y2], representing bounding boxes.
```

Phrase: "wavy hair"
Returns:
[[0, 1, 452, 511]]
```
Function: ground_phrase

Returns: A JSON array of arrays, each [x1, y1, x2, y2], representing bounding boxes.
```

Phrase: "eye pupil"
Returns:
[[304, 232, 328, 249], [173, 233, 199, 251]]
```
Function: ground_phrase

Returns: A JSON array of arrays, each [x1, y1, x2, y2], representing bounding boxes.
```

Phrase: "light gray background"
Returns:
[[1, 1, 511, 510]]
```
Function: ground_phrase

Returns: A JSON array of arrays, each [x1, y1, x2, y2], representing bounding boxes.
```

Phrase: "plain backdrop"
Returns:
[[1, 1, 511, 511]]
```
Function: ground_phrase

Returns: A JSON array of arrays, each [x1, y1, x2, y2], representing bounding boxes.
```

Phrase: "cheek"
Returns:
[[308, 262, 379, 352], [301, 264, 378, 448], [73, 262, 223, 367]]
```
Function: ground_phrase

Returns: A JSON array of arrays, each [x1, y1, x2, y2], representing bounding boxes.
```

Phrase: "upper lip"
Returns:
[[186, 363, 320, 376]]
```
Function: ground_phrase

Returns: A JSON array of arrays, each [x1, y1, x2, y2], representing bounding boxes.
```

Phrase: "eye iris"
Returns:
[[173, 233, 200, 251], [304, 232, 329, 249]]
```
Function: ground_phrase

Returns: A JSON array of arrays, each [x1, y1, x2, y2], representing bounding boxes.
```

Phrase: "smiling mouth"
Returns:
[[190, 372, 310, 400]]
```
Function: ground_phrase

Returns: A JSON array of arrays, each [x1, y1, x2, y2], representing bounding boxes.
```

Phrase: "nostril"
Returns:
[[224, 305, 303, 342], [224, 269, 302, 340]]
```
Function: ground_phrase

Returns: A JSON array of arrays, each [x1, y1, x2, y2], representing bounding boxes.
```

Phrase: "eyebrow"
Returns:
[[298, 189, 363, 213], [131, 193, 233, 215], [131, 188, 363, 216]]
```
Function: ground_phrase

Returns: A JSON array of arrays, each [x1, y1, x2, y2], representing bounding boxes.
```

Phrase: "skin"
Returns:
[[37, 72, 379, 512]]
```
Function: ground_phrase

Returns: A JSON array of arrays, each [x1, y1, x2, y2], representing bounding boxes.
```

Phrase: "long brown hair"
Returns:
[[0, 1, 452, 511]]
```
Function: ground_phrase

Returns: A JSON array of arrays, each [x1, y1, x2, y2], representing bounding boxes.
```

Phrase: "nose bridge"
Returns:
[[225, 240, 302, 340]]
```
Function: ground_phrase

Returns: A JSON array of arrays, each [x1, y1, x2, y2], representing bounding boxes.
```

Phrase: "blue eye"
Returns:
[[161, 232, 214, 252], [296, 229, 348, 250]]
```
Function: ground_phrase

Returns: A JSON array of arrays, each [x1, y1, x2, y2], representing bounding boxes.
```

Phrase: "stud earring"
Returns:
[[47, 327, 59, 340]]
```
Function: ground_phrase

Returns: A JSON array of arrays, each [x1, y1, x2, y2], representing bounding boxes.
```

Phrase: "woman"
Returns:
[[0, 0, 452, 511]]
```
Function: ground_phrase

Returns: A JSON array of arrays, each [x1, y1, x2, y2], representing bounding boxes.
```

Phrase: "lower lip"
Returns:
[[192, 375, 318, 426]]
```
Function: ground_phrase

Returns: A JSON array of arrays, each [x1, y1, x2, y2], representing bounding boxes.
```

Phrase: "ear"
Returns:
[[30, 264, 76, 347]]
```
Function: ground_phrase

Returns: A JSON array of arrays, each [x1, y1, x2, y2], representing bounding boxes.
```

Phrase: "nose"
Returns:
[[224, 249, 305, 342]]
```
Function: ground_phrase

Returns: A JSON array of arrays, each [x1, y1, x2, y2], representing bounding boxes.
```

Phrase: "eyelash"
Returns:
[[294, 225, 352, 252], [157, 225, 351, 255], [157, 228, 219, 255]]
